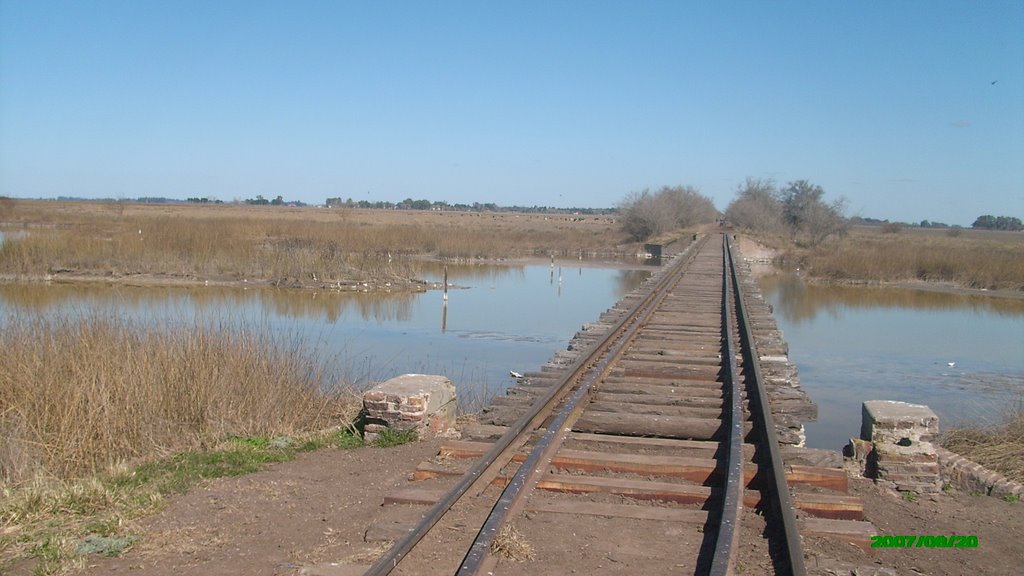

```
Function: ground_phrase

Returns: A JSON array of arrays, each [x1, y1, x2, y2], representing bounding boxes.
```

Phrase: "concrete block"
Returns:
[[861, 401, 938, 446], [851, 401, 942, 495], [361, 374, 457, 440]]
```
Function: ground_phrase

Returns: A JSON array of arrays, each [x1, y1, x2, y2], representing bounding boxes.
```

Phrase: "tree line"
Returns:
[[617, 178, 849, 246], [972, 215, 1023, 231]]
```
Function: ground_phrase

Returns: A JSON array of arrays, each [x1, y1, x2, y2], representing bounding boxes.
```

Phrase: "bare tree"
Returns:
[[656, 185, 719, 228], [618, 186, 718, 242], [619, 190, 669, 241], [724, 178, 784, 234], [779, 180, 847, 246]]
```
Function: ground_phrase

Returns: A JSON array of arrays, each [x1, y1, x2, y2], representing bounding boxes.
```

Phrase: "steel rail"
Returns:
[[709, 233, 744, 576], [363, 235, 709, 576], [456, 233, 694, 575], [725, 235, 808, 576]]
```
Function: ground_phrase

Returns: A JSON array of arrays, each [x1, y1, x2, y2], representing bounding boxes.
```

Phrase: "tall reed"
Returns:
[[942, 409, 1024, 484], [0, 201, 622, 282], [0, 314, 355, 485], [783, 227, 1024, 291]]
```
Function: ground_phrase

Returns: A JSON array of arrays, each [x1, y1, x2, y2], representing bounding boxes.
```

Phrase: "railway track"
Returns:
[[360, 233, 866, 575]]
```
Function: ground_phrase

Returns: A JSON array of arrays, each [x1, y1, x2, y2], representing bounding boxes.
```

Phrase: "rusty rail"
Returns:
[[365, 233, 807, 575], [364, 235, 709, 576], [726, 234, 807, 576]]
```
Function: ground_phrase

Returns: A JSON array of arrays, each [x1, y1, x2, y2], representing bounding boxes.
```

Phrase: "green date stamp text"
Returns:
[[870, 535, 978, 548]]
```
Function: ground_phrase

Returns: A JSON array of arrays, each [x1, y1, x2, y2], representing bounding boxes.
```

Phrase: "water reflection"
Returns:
[[0, 282, 421, 324], [760, 274, 1024, 450], [0, 263, 652, 403], [762, 274, 1024, 324]]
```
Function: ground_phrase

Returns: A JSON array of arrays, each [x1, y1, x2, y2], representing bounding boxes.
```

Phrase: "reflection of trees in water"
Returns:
[[0, 282, 196, 311], [0, 283, 420, 324], [761, 274, 1024, 324], [614, 269, 652, 298], [414, 261, 526, 284], [252, 290, 413, 323]]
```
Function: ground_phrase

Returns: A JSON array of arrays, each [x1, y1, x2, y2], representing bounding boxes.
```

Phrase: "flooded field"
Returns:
[[0, 262, 651, 407], [760, 274, 1024, 450]]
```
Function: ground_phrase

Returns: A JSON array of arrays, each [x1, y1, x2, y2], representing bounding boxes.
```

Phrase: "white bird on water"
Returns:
[[509, 370, 524, 379], [947, 362, 956, 368]]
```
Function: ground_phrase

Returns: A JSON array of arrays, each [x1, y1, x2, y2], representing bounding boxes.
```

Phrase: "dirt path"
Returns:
[[61, 438, 1023, 576], [75, 441, 442, 576]]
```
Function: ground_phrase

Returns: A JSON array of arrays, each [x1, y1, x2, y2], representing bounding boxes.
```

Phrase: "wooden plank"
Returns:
[[770, 398, 818, 420], [798, 518, 875, 550], [586, 400, 723, 420], [438, 440, 529, 466], [786, 464, 848, 492], [383, 488, 444, 506], [438, 440, 495, 458], [537, 474, 712, 504], [489, 396, 534, 408], [459, 423, 507, 440], [527, 500, 708, 524], [591, 392, 723, 409], [551, 449, 719, 483], [535, 473, 863, 519], [412, 461, 464, 481], [568, 432, 758, 458], [623, 353, 723, 366], [792, 492, 864, 520], [478, 406, 526, 426], [574, 410, 752, 440], [598, 380, 723, 397], [621, 366, 720, 382], [549, 449, 846, 490], [631, 344, 720, 355]]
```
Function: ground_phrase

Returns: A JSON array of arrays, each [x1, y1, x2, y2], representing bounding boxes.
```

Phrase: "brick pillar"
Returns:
[[846, 400, 942, 494], [361, 374, 457, 441]]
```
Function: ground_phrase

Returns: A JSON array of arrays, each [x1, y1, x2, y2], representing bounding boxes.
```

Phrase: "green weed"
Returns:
[[374, 428, 418, 448], [333, 428, 367, 449]]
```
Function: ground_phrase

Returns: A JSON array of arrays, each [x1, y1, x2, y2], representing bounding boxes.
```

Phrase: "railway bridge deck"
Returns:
[[360, 233, 873, 576]]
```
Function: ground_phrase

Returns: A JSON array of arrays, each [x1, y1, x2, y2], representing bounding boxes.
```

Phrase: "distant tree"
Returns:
[[779, 180, 848, 246], [973, 215, 996, 229], [270, 195, 284, 206], [972, 215, 1023, 231], [618, 186, 718, 242], [658, 185, 719, 228], [724, 178, 784, 234], [619, 190, 668, 241]]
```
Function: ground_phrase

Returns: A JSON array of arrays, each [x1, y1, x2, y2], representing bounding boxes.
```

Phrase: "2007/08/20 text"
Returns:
[[870, 535, 978, 548]]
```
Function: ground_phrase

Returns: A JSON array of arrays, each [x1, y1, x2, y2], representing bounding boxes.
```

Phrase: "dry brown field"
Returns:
[[768, 224, 1024, 292], [0, 200, 627, 289]]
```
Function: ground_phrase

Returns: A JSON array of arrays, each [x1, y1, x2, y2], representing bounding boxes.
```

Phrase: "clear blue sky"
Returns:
[[2, 1, 1022, 225]]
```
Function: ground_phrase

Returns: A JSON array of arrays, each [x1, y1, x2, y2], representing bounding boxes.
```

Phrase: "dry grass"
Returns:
[[490, 524, 535, 562], [777, 226, 1024, 291], [0, 313, 362, 573], [0, 200, 624, 284], [0, 313, 355, 484], [941, 409, 1024, 485]]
